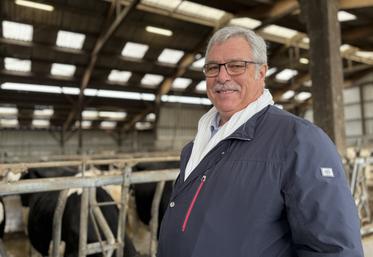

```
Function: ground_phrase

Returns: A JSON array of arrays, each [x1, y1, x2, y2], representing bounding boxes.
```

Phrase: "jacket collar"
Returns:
[[225, 105, 270, 141]]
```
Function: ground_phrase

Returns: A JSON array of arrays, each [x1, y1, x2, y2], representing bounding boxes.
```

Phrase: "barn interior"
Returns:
[[0, 0, 373, 256]]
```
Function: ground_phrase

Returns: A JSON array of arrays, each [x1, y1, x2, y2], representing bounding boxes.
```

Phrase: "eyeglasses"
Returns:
[[203, 60, 260, 77]]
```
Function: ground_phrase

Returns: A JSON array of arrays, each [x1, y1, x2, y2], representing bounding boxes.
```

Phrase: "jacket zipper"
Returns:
[[182, 175, 206, 232]]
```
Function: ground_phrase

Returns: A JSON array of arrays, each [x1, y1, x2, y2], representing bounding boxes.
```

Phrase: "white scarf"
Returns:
[[184, 89, 274, 180]]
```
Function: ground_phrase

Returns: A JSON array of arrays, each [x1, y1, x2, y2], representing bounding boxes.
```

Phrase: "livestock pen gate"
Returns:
[[0, 155, 179, 257]]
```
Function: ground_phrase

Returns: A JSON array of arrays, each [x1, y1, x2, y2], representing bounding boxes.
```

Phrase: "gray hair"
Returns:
[[205, 26, 267, 65]]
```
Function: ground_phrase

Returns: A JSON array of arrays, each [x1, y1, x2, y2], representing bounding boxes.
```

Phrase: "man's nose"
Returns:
[[217, 65, 231, 82]]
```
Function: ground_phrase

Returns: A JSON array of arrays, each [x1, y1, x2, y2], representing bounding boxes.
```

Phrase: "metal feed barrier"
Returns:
[[0, 156, 179, 257]]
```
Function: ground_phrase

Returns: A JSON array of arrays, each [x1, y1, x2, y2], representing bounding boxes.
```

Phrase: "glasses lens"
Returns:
[[226, 61, 246, 75], [204, 64, 219, 77]]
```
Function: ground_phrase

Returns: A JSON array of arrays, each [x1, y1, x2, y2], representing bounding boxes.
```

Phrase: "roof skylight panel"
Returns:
[[100, 121, 117, 129], [295, 92, 312, 102], [0, 106, 18, 116], [142, 0, 182, 11], [108, 70, 132, 83], [135, 121, 152, 130], [2, 21, 33, 41], [338, 11, 356, 22], [15, 0, 54, 11], [262, 25, 298, 39], [145, 26, 173, 36], [158, 48, 185, 64], [121, 42, 149, 59], [229, 18, 262, 30], [195, 80, 206, 93], [177, 1, 226, 22], [51, 63, 76, 77], [98, 111, 127, 120], [141, 74, 164, 87], [4, 57, 31, 72], [32, 119, 50, 128], [281, 90, 295, 100], [145, 113, 156, 122], [275, 69, 298, 82], [172, 77, 192, 90], [56, 30, 86, 49], [191, 57, 205, 69], [33, 106, 54, 118], [82, 110, 99, 120], [266, 67, 277, 77], [1, 82, 62, 94], [0, 118, 19, 128]]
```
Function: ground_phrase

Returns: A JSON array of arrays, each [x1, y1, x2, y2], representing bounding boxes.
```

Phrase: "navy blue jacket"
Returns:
[[158, 106, 363, 257]]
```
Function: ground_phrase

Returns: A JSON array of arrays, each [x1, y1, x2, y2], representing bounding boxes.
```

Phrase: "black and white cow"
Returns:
[[132, 161, 179, 230], [0, 197, 5, 239], [20, 167, 139, 257]]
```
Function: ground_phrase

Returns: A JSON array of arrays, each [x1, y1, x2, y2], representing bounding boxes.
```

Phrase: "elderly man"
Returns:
[[157, 26, 363, 257]]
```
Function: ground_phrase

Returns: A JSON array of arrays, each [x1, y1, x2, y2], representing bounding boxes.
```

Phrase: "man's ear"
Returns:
[[258, 64, 268, 81]]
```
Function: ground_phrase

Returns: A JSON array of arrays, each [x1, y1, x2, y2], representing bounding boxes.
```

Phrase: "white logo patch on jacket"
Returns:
[[320, 167, 334, 177]]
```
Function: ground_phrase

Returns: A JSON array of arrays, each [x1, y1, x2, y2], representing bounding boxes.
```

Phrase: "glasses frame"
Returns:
[[203, 60, 261, 78]]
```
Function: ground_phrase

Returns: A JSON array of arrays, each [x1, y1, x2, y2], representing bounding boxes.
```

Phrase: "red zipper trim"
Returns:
[[182, 175, 206, 232]]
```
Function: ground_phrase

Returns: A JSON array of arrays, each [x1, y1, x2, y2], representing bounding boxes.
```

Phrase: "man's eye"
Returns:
[[228, 63, 245, 69], [207, 65, 219, 72]]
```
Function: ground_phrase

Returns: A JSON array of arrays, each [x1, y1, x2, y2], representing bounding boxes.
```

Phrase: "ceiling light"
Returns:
[[51, 63, 76, 77], [145, 26, 173, 36], [4, 57, 31, 72], [172, 77, 192, 90], [0, 118, 19, 128], [281, 90, 295, 100], [108, 70, 132, 83], [100, 121, 117, 129], [121, 42, 149, 59], [141, 74, 164, 87], [275, 69, 298, 82], [15, 0, 54, 11], [338, 11, 356, 22], [195, 80, 206, 92], [2, 20, 33, 41], [158, 48, 184, 64], [56, 30, 86, 49], [295, 92, 312, 102]]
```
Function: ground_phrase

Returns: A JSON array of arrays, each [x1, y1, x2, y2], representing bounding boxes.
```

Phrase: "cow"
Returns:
[[132, 160, 179, 229], [0, 197, 5, 239], [20, 167, 140, 257]]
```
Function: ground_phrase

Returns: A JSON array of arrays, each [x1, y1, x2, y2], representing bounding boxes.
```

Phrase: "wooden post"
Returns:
[[299, 0, 346, 154]]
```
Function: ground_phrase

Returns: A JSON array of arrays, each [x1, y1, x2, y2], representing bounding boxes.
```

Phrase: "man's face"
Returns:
[[206, 37, 267, 123]]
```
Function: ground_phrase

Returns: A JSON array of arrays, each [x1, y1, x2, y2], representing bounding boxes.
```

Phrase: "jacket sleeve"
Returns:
[[282, 121, 364, 257]]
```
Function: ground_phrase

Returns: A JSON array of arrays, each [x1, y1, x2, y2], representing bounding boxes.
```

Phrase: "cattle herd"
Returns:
[[0, 160, 179, 257]]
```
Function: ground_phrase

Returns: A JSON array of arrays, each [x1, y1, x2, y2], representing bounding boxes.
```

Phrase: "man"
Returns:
[[157, 26, 363, 257]]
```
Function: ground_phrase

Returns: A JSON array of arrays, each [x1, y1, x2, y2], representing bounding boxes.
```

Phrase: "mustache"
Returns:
[[212, 83, 241, 93]]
